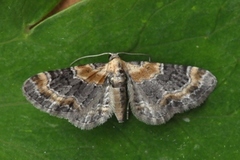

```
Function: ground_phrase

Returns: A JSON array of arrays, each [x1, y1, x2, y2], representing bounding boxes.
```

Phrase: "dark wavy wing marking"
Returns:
[[22, 63, 112, 130], [126, 62, 217, 125]]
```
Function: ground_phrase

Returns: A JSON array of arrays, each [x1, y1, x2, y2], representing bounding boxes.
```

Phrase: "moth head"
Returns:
[[108, 53, 120, 61]]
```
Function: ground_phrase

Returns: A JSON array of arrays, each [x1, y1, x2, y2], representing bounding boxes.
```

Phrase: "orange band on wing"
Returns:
[[159, 67, 205, 106], [126, 62, 161, 82], [74, 65, 107, 85], [32, 73, 78, 108]]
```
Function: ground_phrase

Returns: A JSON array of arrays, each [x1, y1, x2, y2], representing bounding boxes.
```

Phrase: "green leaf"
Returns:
[[1, 0, 240, 159]]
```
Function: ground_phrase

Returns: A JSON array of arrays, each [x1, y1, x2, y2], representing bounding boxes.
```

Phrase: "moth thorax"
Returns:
[[109, 70, 127, 88]]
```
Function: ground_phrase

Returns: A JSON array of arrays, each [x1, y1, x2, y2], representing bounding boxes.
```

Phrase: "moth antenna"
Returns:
[[70, 52, 112, 65], [70, 52, 151, 65]]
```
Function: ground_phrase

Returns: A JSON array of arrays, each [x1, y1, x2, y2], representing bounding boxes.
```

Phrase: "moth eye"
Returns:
[[108, 54, 112, 60], [119, 69, 124, 73]]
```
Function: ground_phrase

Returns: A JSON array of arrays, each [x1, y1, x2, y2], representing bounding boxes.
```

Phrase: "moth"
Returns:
[[22, 53, 217, 130]]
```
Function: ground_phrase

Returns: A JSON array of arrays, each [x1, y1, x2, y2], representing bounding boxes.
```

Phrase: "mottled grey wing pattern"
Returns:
[[23, 53, 217, 130], [22, 63, 113, 130], [126, 62, 217, 125]]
